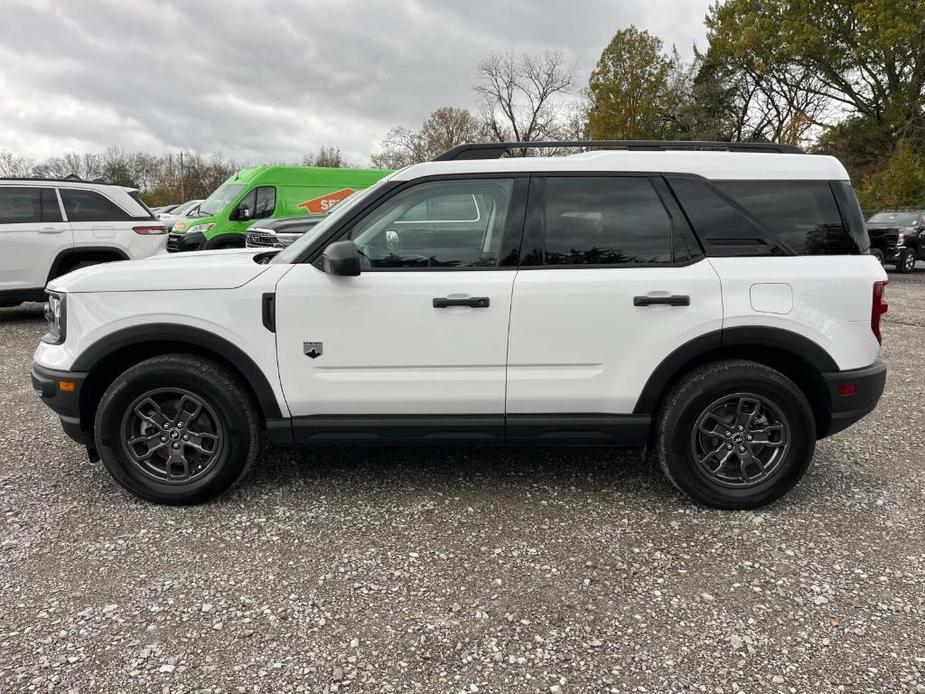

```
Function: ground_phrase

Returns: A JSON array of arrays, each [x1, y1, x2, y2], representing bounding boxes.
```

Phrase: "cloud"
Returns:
[[0, 0, 712, 166]]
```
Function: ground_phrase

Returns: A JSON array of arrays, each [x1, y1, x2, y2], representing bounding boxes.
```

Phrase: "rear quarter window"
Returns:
[[60, 189, 132, 222], [667, 177, 861, 256]]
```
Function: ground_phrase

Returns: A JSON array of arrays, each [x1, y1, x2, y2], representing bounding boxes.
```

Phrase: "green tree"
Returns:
[[703, 0, 925, 166], [857, 139, 925, 210], [587, 27, 678, 140]]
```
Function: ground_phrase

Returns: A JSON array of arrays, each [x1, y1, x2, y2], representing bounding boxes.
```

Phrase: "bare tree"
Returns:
[[474, 51, 575, 150], [0, 150, 33, 177], [303, 145, 346, 168], [371, 107, 482, 168]]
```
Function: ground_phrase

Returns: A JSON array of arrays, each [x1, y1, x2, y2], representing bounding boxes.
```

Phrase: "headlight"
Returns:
[[897, 233, 905, 245], [188, 223, 215, 234], [42, 292, 66, 345]]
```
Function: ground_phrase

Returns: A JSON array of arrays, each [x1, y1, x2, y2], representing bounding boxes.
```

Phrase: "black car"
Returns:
[[866, 210, 924, 273], [245, 216, 326, 249]]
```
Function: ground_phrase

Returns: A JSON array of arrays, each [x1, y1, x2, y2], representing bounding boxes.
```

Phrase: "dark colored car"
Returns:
[[866, 210, 924, 273], [244, 216, 326, 249]]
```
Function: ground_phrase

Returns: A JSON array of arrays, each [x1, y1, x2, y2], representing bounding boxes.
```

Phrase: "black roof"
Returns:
[[433, 140, 803, 161]]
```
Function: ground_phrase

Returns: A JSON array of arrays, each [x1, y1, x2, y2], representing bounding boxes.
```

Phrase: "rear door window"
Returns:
[[60, 189, 131, 222], [0, 187, 62, 224], [540, 177, 673, 265]]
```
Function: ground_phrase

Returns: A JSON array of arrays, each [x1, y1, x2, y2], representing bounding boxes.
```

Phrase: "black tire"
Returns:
[[655, 360, 816, 510], [896, 248, 916, 274], [93, 354, 260, 505]]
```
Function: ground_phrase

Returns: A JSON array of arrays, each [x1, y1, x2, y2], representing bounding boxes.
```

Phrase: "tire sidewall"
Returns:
[[661, 366, 816, 509], [94, 360, 254, 504]]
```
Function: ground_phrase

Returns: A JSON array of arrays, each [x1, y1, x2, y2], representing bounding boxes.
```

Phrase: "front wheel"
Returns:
[[656, 360, 816, 510], [93, 354, 260, 504]]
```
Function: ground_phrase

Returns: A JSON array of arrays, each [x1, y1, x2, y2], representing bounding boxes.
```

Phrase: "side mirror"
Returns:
[[322, 240, 361, 277], [232, 205, 252, 221]]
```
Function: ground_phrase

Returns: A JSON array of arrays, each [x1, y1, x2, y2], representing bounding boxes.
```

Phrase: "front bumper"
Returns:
[[167, 231, 205, 252], [31, 363, 90, 444], [822, 360, 887, 436]]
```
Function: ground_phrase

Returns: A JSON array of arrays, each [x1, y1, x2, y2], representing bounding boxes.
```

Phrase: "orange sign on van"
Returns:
[[297, 188, 355, 215]]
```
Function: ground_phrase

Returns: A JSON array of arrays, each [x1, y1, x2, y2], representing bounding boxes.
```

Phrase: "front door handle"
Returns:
[[39, 227, 64, 234], [633, 294, 690, 307], [433, 297, 490, 308]]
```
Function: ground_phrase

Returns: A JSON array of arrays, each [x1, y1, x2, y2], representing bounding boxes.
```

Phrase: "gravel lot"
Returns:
[[1, 266, 924, 694]]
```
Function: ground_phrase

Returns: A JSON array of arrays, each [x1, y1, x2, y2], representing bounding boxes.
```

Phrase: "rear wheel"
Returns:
[[656, 360, 816, 509], [93, 354, 260, 504]]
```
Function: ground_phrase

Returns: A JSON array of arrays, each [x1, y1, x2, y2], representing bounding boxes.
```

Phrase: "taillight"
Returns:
[[871, 280, 888, 344], [133, 224, 166, 235]]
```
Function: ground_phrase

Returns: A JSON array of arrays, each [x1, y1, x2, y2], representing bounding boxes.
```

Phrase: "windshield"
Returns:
[[169, 199, 200, 216], [868, 211, 920, 226], [199, 183, 246, 216], [271, 178, 392, 264]]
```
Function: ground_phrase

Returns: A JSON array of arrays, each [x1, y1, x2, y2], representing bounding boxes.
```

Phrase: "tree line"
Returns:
[[2, 0, 922, 210]]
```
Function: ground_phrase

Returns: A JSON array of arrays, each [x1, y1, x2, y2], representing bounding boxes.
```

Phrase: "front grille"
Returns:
[[166, 234, 180, 252], [245, 231, 281, 248]]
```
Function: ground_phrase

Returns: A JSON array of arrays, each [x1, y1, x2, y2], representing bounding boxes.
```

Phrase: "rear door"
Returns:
[[505, 175, 724, 423], [0, 186, 70, 297]]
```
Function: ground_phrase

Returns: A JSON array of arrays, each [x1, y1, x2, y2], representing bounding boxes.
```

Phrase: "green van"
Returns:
[[167, 165, 391, 252]]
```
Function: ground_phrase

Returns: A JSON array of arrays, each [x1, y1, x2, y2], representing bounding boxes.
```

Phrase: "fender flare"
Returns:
[[47, 246, 130, 283], [633, 326, 839, 414], [72, 323, 282, 419]]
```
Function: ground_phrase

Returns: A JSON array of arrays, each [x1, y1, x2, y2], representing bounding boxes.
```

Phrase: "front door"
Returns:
[[274, 176, 527, 438]]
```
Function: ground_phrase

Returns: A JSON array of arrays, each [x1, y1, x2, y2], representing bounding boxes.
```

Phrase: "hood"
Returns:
[[47, 249, 272, 293]]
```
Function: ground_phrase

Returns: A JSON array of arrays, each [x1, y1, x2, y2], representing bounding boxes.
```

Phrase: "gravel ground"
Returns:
[[1, 266, 924, 694]]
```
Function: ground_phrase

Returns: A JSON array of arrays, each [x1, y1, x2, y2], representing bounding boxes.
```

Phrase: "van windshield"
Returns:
[[867, 211, 919, 226], [200, 183, 245, 216], [272, 178, 392, 264]]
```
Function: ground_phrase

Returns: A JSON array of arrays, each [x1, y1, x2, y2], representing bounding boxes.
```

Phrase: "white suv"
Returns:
[[0, 178, 166, 306], [31, 142, 888, 509]]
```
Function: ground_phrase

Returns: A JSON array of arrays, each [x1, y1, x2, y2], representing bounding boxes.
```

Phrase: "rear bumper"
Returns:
[[821, 360, 886, 437], [31, 363, 90, 444]]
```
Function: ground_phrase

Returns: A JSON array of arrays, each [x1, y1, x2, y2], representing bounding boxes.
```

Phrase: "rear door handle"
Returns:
[[39, 227, 64, 234], [433, 297, 490, 308], [633, 294, 690, 307]]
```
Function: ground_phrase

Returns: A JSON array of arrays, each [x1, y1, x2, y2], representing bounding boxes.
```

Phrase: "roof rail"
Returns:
[[0, 176, 107, 184], [433, 140, 803, 161]]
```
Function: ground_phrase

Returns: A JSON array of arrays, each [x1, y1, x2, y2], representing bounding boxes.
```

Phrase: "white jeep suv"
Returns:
[[32, 141, 888, 509], [0, 178, 166, 306]]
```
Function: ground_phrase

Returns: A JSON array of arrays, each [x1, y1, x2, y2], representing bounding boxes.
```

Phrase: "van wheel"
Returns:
[[896, 249, 916, 273], [93, 354, 260, 505], [656, 360, 815, 510]]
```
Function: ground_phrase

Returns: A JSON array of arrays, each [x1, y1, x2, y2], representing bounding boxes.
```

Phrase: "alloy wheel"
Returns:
[[121, 388, 224, 483], [689, 392, 791, 488]]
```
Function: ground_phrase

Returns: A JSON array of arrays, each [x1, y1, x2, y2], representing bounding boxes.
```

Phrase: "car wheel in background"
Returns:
[[897, 248, 916, 273]]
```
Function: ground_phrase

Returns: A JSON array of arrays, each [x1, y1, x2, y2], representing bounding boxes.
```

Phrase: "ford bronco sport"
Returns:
[[32, 141, 888, 509]]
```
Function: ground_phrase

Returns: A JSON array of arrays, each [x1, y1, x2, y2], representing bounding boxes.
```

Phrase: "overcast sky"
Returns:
[[0, 0, 712, 166]]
